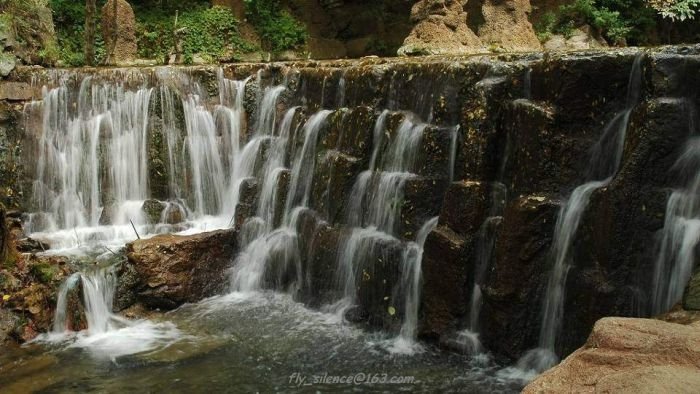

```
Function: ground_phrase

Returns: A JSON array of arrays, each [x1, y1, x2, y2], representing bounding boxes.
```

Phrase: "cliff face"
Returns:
[[4, 45, 700, 361]]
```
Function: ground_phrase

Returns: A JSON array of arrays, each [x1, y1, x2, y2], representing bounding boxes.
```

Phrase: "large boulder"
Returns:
[[125, 229, 238, 309], [398, 0, 484, 56], [101, 0, 138, 65], [477, 0, 542, 52], [524, 317, 700, 393]]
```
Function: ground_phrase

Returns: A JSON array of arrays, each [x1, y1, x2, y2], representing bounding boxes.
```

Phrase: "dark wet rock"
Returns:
[[480, 195, 559, 359], [684, 270, 700, 311], [296, 209, 343, 307], [234, 178, 259, 230], [420, 225, 471, 338], [500, 99, 567, 196], [398, 176, 449, 240], [354, 234, 405, 331], [311, 150, 363, 224], [126, 229, 238, 309], [562, 97, 694, 355], [62, 278, 87, 332], [416, 125, 456, 179], [15, 237, 49, 253], [439, 181, 490, 236]]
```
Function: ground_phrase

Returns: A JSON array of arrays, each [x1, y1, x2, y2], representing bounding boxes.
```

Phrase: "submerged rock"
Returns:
[[523, 317, 700, 393], [125, 229, 238, 309]]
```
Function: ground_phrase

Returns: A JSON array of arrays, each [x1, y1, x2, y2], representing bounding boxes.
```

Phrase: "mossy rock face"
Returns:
[[30, 263, 58, 284], [684, 270, 700, 311], [141, 199, 166, 225]]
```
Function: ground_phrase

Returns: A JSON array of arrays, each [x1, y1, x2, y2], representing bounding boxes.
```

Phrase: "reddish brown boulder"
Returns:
[[524, 317, 700, 393], [126, 229, 238, 309]]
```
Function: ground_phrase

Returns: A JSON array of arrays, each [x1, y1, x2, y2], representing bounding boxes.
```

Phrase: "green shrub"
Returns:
[[559, 0, 632, 42], [535, 0, 637, 44], [244, 0, 307, 52], [138, 6, 256, 64], [649, 0, 700, 20], [1, 0, 58, 64], [50, 0, 105, 66]]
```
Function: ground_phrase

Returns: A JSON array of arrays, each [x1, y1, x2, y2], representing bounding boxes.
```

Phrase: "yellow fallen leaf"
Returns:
[[2, 294, 9, 301], [388, 306, 396, 316]]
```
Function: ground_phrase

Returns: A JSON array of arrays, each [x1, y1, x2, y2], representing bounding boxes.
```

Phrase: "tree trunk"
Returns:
[[84, 0, 97, 66]]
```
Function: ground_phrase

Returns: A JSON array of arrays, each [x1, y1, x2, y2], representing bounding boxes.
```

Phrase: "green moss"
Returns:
[[30, 263, 57, 284]]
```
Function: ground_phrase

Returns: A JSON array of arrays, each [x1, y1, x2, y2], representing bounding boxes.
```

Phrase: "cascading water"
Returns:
[[459, 182, 507, 355], [40, 264, 181, 359], [328, 114, 427, 316], [387, 216, 439, 354], [24, 68, 254, 253], [230, 108, 332, 293], [652, 102, 699, 314], [512, 54, 643, 375]]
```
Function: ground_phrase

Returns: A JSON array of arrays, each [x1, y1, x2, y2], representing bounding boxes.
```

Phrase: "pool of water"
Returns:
[[0, 292, 526, 393]]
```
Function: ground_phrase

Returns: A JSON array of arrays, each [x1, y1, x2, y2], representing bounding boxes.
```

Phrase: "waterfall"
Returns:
[[30, 82, 153, 230], [515, 54, 643, 374], [460, 182, 507, 354], [41, 263, 182, 358], [183, 94, 227, 216], [652, 102, 700, 314], [52, 273, 81, 332], [25, 69, 253, 252], [391, 216, 439, 353], [51, 265, 129, 334], [329, 114, 428, 313], [229, 110, 332, 292]]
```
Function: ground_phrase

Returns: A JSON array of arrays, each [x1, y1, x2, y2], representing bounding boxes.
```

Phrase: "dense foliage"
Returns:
[[50, 0, 104, 66], [0, 0, 59, 64], [244, 0, 307, 52], [649, 0, 700, 20], [535, 0, 661, 45], [45, 0, 307, 66], [137, 5, 256, 63]]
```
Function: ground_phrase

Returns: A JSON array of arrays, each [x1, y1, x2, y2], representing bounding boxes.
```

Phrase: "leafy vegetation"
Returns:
[[0, 0, 59, 64], [137, 5, 256, 63], [50, 0, 105, 66], [45, 0, 308, 66], [649, 0, 700, 20], [534, 0, 660, 45], [244, 0, 307, 52]]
